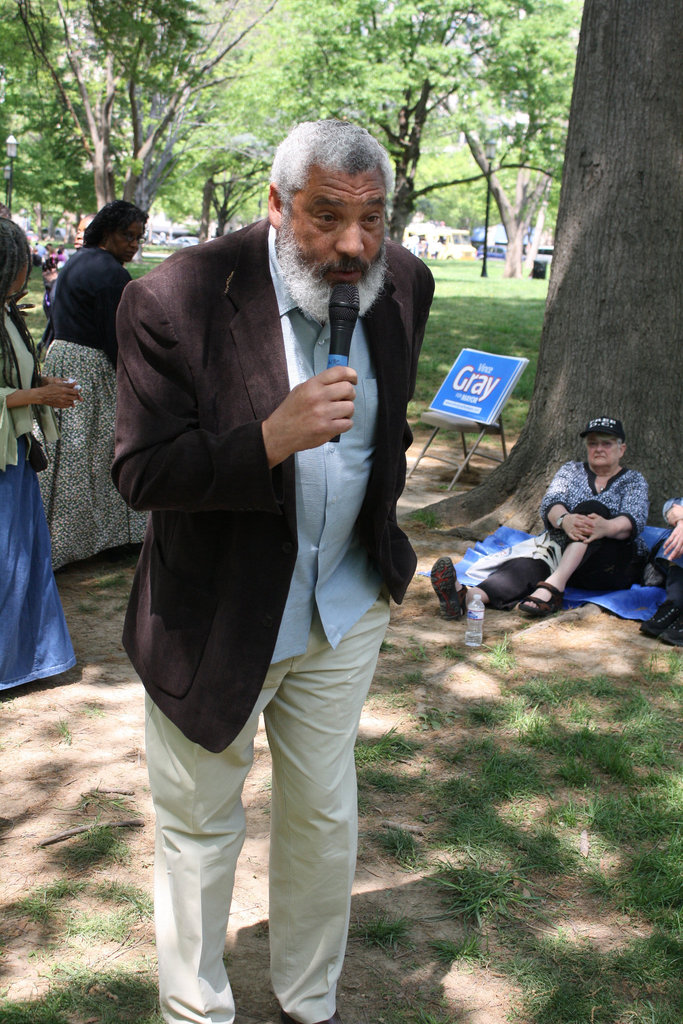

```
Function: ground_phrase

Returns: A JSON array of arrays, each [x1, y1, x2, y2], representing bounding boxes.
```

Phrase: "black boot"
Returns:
[[640, 600, 682, 637]]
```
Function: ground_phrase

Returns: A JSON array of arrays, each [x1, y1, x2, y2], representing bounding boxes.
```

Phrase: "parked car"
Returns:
[[170, 235, 200, 247], [476, 245, 507, 260]]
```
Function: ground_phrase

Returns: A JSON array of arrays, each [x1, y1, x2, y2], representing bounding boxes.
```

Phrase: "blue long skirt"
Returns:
[[0, 437, 76, 690]]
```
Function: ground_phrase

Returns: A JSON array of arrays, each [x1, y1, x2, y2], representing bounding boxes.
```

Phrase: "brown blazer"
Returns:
[[113, 220, 434, 752]]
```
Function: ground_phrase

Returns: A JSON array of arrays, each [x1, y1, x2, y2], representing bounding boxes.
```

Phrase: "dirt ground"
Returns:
[[0, 440, 661, 1023]]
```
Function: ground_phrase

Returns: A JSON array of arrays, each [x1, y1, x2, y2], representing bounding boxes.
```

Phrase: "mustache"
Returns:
[[312, 256, 373, 280]]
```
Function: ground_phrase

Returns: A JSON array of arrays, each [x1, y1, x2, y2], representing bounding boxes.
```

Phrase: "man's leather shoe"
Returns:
[[280, 1011, 342, 1024]]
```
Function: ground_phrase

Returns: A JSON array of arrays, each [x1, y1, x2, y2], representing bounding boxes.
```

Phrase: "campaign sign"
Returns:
[[429, 348, 528, 426]]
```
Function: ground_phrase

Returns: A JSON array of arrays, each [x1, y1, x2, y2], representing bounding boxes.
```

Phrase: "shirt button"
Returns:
[[263, 614, 273, 628], [282, 541, 294, 554]]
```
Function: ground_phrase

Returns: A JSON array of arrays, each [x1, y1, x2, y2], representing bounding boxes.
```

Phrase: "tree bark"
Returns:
[[431, 0, 683, 531], [199, 177, 214, 241]]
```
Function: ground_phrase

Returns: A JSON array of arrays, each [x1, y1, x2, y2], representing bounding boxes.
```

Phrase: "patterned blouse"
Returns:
[[539, 461, 649, 554]]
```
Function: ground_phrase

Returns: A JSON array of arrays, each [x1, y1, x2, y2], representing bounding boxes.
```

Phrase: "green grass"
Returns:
[[350, 912, 412, 951], [59, 825, 131, 869], [377, 826, 421, 870], [0, 966, 163, 1023], [485, 633, 516, 672], [355, 728, 419, 767], [56, 719, 72, 745], [430, 933, 487, 965], [359, 766, 416, 794], [416, 707, 456, 731], [421, 652, 683, 1021], [13, 880, 86, 923]]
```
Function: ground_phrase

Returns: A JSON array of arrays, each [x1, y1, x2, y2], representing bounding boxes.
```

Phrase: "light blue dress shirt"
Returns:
[[267, 228, 382, 663]]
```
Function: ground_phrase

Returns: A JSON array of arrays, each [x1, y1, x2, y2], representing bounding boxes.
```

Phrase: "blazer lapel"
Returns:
[[222, 221, 291, 420]]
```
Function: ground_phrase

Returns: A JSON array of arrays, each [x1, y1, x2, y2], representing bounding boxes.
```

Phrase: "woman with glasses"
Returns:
[[0, 218, 79, 689], [39, 200, 149, 569], [431, 417, 649, 620]]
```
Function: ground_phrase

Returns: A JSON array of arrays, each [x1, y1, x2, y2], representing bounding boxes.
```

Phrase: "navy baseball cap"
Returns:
[[580, 417, 625, 441]]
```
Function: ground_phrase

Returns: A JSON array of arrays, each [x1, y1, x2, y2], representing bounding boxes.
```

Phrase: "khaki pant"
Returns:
[[146, 592, 390, 1024]]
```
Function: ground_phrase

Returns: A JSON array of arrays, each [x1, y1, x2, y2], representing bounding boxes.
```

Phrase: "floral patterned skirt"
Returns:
[[38, 340, 148, 570]]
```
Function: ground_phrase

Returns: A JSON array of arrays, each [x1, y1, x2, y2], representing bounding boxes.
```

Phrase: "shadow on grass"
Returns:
[[354, 649, 683, 1023]]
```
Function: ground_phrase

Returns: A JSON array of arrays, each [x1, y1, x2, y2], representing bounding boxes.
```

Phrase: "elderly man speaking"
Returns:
[[113, 119, 434, 1024]]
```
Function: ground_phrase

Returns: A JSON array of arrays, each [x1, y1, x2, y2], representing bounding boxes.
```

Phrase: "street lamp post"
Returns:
[[480, 137, 497, 279], [5, 134, 17, 215]]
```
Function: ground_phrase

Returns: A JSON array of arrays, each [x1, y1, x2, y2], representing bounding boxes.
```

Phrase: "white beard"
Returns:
[[275, 217, 387, 323]]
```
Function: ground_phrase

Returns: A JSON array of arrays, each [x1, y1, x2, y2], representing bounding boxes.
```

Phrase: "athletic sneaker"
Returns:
[[639, 600, 682, 637], [430, 556, 466, 620]]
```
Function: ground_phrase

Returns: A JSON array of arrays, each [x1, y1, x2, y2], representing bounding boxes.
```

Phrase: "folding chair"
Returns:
[[408, 348, 528, 491]]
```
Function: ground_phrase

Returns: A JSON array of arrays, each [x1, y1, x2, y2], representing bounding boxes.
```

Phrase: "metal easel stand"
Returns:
[[407, 409, 508, 490]]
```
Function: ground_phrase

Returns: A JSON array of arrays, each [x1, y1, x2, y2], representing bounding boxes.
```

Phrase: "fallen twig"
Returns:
[[380, 820, 425, 835], [38, 818, 144, 848], [92, 788, 135, 796]]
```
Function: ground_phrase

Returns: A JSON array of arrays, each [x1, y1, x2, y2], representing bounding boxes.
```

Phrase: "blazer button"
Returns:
[[282, 542, 294, 554], [263, 614, 273, 628]]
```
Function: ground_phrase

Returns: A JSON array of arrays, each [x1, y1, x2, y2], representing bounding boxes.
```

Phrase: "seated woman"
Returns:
[[431, 417, 649, 620], [639, 498, 683, 645]]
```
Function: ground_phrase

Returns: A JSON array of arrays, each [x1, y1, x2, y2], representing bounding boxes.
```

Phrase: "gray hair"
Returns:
[[271, 120, 394, 208]]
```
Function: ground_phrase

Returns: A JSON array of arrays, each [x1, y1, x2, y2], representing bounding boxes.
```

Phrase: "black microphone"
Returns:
[[327, 283, 359, 442], [327, 283, 360, 369]]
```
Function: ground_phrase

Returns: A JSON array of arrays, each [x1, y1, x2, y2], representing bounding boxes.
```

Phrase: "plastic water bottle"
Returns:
[[465, 592, 485, 647]]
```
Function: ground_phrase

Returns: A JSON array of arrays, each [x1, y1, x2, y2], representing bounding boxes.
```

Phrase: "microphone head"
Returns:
[[329, 283, 360, 321]]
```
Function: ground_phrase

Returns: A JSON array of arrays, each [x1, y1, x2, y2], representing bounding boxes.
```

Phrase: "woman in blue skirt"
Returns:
[[0, 218, 81, 690]]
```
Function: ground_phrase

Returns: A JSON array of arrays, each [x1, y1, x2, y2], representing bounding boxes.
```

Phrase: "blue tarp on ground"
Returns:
[[443, 525, 670, 621]]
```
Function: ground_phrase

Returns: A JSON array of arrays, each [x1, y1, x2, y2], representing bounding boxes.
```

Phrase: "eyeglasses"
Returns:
[[117, 230, 144, 244]]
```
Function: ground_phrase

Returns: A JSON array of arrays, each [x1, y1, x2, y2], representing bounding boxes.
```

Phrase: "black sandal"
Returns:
[[518, 582, 564, 618]]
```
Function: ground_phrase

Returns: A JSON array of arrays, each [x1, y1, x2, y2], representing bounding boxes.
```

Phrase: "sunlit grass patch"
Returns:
[[80, 703, 106, 718], [95, 881, 153, 917], [486, 633, 516, 672], [66, 907, 142, 944], [435, 858, 538, 925], [355, 728, 419, 767]]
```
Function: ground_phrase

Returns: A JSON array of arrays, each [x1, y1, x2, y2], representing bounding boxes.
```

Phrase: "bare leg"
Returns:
[[522, 542, 588, 606]]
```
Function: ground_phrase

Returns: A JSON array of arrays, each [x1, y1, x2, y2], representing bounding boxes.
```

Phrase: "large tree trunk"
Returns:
[[431, 0, 683, 531], [198, 178, 214, 242]]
